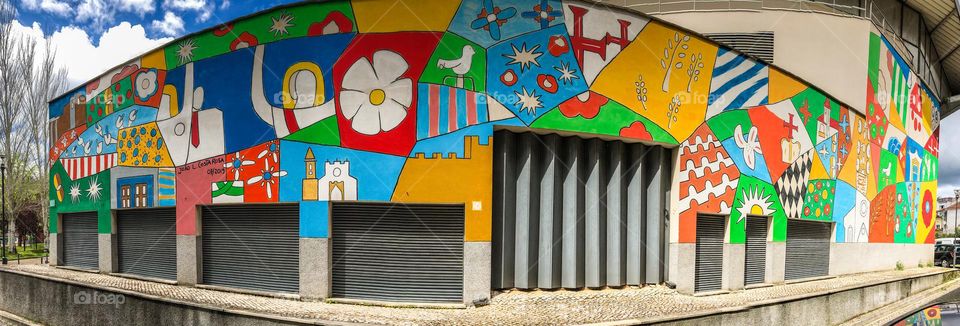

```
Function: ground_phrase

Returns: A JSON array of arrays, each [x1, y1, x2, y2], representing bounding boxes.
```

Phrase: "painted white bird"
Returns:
[[437, 45, 476, 75]]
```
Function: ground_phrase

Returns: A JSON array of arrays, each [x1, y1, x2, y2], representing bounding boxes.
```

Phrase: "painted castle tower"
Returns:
[[302, 148, 358, 201]]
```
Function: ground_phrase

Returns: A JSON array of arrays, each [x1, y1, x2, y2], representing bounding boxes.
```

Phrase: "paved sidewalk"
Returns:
[[3, 264, 953, 325]]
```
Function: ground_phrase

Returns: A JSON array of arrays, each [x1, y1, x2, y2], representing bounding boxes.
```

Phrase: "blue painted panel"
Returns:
[[300, 201, 329, 238]]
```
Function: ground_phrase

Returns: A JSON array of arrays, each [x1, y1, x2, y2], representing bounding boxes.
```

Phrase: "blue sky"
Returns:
[[15, 0, 299, 40], [7, 0, 301, 87]]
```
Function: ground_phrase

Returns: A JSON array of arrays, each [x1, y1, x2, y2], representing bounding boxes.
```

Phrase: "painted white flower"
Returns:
[[339, 50, 412, 135], [135, 70, 159, 101]]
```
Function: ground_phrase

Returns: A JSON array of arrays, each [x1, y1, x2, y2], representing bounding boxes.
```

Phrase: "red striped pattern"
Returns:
[[429, 85, 440, 137], [60, 153, 116, 180], [466, 93, 477, 125], [448, 87, 457, 132]]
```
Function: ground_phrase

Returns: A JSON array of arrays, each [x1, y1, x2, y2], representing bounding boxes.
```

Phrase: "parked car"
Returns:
[[936, 238, 958, 245], [935, 244, 959, 267]]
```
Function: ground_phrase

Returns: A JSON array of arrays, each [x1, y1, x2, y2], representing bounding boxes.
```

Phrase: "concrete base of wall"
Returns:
[[49, 233, 62, 266], [176, 235, 199, 285], [722, 243, 745, 290], [464, 241, 491, 305], [0, 270, 305, 326], [668, 243, 696, 294], [765, 242, 785, 284], [648, 270, 956, 325], [829, 243, 934, 276], [299, 238, 329, 300], [98, 234, 116, 273]]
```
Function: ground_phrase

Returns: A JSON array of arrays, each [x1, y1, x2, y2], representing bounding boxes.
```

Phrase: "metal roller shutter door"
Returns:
[[744, 217, 767, 286], [117, 208, 177, 280], [331, 202, 464, 303], [201, 204, 299, 293], [492, 130, 670, 290], [785, 219, 831, 280], [695, 216, 724, 293], [62, 212, 99, 270]]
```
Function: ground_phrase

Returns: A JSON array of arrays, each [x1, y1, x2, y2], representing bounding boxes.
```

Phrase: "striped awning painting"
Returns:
[[416, 84, 488, 139], [60, 153, 117, 181]]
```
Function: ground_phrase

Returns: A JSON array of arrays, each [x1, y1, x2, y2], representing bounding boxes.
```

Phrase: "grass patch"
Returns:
[[4, 243, 46, 260]]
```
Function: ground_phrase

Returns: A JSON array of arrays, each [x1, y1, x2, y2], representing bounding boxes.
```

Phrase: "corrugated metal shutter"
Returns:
[[695, 215, 724, 293], [704, 32, 775, 62], [331, 202, 464, 303], [492, 130, 670, 290], [744, 216, 768, 286], [200, 204, 299, 293], [62, 211, 99, 270], [785, 219, 831, 280], [117, 208, 177, 280]]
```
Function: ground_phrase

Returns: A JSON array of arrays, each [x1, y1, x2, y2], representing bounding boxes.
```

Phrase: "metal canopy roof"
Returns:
[[907, 0, 960, 117]]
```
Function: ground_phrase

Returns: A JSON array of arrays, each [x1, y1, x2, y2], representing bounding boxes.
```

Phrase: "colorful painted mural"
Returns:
[[48, 0, 938, 248]]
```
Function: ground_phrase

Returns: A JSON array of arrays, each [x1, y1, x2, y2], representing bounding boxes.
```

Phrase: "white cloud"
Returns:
[[114, 0, 155, 14], [163, 0, 212, 23], [163, 0, 204, 10], [940, 112, 960, 198], [76, 0, 110, 30], [150, 11, 184, 36], [10, 19, 172, 88], [76, 0, 157, 31], [19, 0, 71, 16], [219, 0, 228, 10]]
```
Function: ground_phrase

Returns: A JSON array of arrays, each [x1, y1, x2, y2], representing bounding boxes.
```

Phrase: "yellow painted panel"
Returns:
[[916, 180, 937, 244], [768, 68, 807, 103], [920, 90, 933, 132], [352, 0, 462, 33], [590, 21, 717, 142], [808, 149, 829, 180], [392, 136, 492, 241], [140, 49, 167, 70], [838, 113, 876, 199]]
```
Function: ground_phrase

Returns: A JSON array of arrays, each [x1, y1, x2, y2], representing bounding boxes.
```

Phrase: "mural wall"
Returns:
[[48, 0, 939, 246]]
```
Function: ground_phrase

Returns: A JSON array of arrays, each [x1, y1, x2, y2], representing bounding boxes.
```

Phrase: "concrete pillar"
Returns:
[[48, 232, 62, 266], [177, 235, 199, 285], [299, 238, 330, 300], [464, 241, 491, 305], [722, 243, 745, 291], [98, 211, 117, 273], [49, 214, 61, 266], [668, 242, 695, 294], [766, 242, 786, 284], [98, 233, 116, 273]]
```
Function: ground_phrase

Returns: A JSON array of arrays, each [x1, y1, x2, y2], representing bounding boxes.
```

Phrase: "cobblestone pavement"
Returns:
[[3, 264, 951, 325]]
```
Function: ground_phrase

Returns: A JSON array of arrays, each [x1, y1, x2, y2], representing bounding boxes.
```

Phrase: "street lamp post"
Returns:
[[955, 189, 960, 239], [2, 155, 7, 265]]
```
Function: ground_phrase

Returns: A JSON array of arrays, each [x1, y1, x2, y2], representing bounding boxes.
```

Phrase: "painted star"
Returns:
[[176, 39, 198, 64], [503, 43, 542, 73], [514, 87, 543, 115], [270, 12, 295, 37], [554, 62, 579, 84], [86, 177, 102, 202], [69, 184, 81, 203]]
